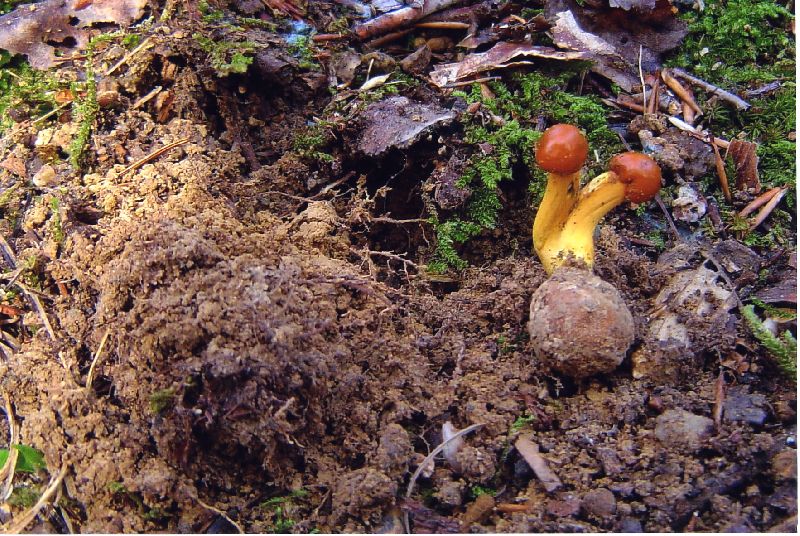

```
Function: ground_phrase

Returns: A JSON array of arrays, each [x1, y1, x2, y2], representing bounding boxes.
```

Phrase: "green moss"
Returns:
[[668, 0, 794, 85], [8, 486, 39, 508], [0, 63, 60, 131], [49, 196, 64, 243], [260, 489, 308, 533], [148, 388, 176, 414], [292, 123, 334, 162], [286, 35, 318, 70], [194, 34, 255, 77], [469, 485, 496, 499], [742, 303, 796, 379]]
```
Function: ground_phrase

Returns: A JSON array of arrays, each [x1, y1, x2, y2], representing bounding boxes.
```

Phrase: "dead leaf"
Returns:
[[728, 139, 761, 193], [358, 96, 455, 156], [429, 41, 588, 87], [0, 0, 148, 70], [0, 155, 26, 177], [546, 0, 687, 91]]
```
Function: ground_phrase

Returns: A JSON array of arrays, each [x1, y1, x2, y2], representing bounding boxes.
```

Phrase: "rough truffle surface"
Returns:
[[528, 267, 634, 378]]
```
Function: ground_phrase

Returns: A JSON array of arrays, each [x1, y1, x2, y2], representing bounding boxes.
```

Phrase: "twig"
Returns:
[[369, 216, 429, 225], [3, 463, 68, 534], [105, 36, 153, 76], [661, 69, 703, 117], [118, 137, 191, 177], [713, 370, 725, 430], [0, 392, 18, 501], [738, 186, 783, 218], [312, 33, 348, 42], [495, 502, 531, 513], [404, 423, 484, 532], [196, 498, 243, 534], [85, 329, 111, 391], [365, 28, 414, 48], [131, 85, 163, 110], [670, 68, 751, 111], [443, 76, 501, 88], [654, 193, 681, 242], [710, 135, 731, 202], [748, 186, 788, 231], [648, 72, 661, 114], [638, 46, 647, 114], [32, 102, 71, 125], [414, 21, 470, 29], [0, 235, 56, 341], [354, 0, 465, 40], [514, 437, 562, 493], [614, 95, 645, 113]]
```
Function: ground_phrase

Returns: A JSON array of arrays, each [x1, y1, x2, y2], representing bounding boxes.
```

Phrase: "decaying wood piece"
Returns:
[[661, 69, 702, 117], [728, 139, 761, 193], [514, 437, 562, 493], [354, 0, 467, 40]]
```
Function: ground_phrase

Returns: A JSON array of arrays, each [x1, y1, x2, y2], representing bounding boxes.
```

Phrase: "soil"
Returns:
[[0, 1, 795, 533]]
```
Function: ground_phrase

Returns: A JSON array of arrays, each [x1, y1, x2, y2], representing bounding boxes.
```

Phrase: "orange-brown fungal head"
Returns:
[[535, 124, 589, 175], [609, 152, 662, 203]]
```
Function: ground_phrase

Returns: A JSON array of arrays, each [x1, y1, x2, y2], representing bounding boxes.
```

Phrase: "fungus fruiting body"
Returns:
[[528, 267, 635, 378], [532, 124, 589, 260], [528, 131, 662, 379], [536, 150, 662, 274]]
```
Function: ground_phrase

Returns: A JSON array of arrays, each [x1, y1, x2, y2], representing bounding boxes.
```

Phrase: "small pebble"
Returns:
[[654, 409, 714, 451], [617, 517, 643, 533], [724, 387, 769, 427], [32, 164, 57, 187], [770, 449, 797, 481], [582, 488, 617, 518], [546, 493, 581, 518]]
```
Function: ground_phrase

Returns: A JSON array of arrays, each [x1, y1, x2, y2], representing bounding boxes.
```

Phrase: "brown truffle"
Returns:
[[528, 267, 634, 378]]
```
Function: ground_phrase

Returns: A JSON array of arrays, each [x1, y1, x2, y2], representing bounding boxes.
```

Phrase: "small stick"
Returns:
[[85, 328, 111, 391], [369, 216, 428, 225], [404, 423, 484, 532], [661, 69, 703, 116], [196, 498, 244, 534], [312, 33, 347, 42], [105, 36, 153, 76], [4, 463, 69, 534], [637, 46, 647, 113], [131, 85, 163, 110], [738, 186, 783, 218], [670, 68, 751, 111], [32, 102, 71, 125], [0, 392, 18, 502], [615, 95, 645, 113], [0, 235, 56, 341], [414, 21, 470, 29], [118, 137, 191, 177], [748, 186, 788, 231], [496, 502, 531, 513], [365, 28, 414, 48], [648, 72, 661, 114], [515, 437, 562, 493], [655, 193, 681, 242], [443, 76, 501, 88], [713, 370, 725, 430], [710, 135, 731, 202]]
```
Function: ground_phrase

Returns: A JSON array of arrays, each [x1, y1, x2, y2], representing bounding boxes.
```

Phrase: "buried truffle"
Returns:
[[528, 267, 634, 379]]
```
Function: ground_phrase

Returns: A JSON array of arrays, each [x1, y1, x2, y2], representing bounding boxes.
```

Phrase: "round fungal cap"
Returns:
[[535, 124, 589, 175], [609, 152, 662, 203]]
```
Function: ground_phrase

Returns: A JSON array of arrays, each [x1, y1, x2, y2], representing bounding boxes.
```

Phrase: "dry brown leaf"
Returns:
[[0, 0, 148, 70], [429, 41, 588, 87], [728, 139, 761, 193], [546, 0, 687, 91]]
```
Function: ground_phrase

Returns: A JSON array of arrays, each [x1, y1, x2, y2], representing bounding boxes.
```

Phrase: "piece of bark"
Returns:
[[728, 139, 761, 193]]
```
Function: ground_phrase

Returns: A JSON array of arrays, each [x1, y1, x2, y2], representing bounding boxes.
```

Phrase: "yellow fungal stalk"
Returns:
[[537, 171, 624, 273]]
